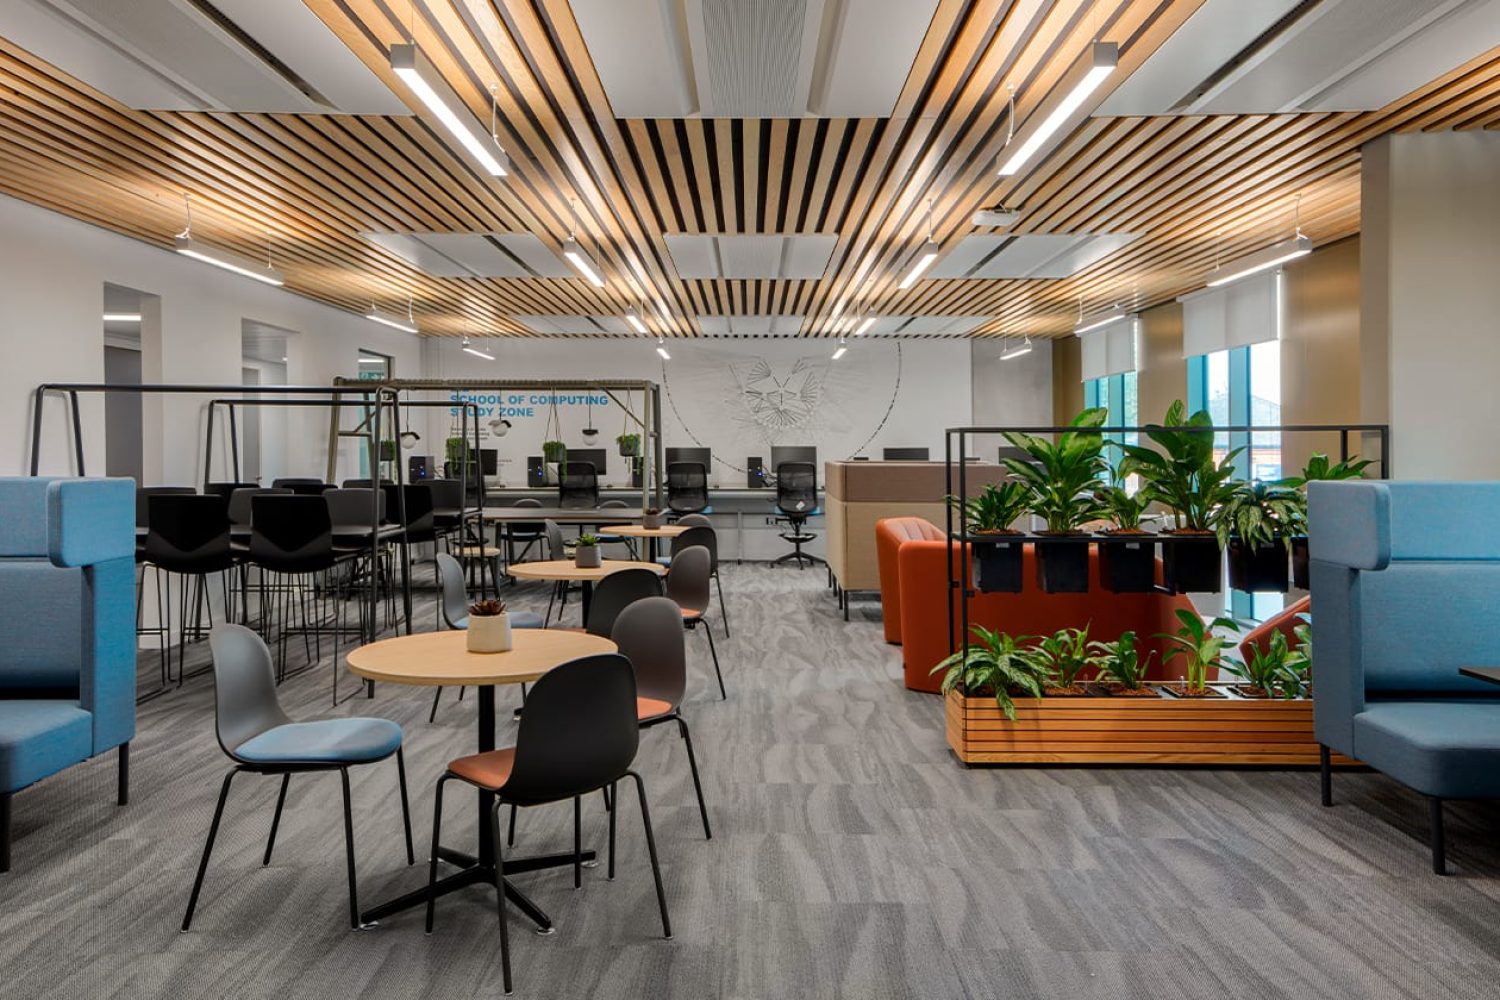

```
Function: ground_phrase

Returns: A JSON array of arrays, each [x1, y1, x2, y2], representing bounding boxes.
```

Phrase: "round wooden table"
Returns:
[[346, 629, 616, 929], [506, 559, 666, 623], [599, 523, 688, 561]]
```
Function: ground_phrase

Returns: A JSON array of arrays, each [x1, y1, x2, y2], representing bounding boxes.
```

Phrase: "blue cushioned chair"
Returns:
[[182, 624, 414, 930], [0, 476, 135, 874], [1310, 480, 1500, 873]]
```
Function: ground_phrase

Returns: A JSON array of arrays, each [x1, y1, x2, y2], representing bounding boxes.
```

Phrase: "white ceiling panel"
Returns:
[[930, 234, 1137, 279], [514, 315, 634, 335], [696, 315, 807, 337], [360, 233, 574, 279], [666, 234, 836, 279], [569, 0, 937, 118], [865, 316, 991, 337]]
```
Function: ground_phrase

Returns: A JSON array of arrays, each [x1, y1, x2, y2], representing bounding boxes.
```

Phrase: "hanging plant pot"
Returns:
[[618, 436, 641, 458], [1227, 538, 1290, 593], [969, 533, 1022, 593], [1098, 532, 1157, 593], [1161, 531, 1222, 593], [1034, 534, 1090, 593], [1291, 535, 1310, 590]]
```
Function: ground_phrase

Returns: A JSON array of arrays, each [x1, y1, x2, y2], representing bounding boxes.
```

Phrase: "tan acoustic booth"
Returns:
[[823, 460, 1003, 609]]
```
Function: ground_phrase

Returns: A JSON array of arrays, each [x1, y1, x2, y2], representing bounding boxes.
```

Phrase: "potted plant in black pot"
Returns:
[[1002, 407, 1108, 593], [1115, 401, 1239, 593], [1218, 479, 1302, 592], [1279, 453, 1372, 588], [948, 482, 1030, 593], [617, 432, 641, 458], [1095, 477, 1156, 593]]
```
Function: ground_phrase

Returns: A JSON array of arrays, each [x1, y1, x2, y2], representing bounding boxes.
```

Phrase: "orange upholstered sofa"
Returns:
[[1238, 595, 1311, 661], [877, 516, 1200, 693]]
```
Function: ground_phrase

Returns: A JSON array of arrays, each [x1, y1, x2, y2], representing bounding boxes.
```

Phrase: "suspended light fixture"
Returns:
[[655, 335, 671, 361], [1073, 308, 1126, 336], [898, 200, 941, 290], [831, 336, 848, 361], [625, 306, 648, 334], [102, 312, 141, 323], [390, 44, 509, 177], [853, 315, 876, 336], [366, 297, 419, 334], [1206, 234, 1311, 287], [562, 199, 605, 287], [173, 195, 283, 286], [998, 42, 1117, 177], [461, 335, 494, 360], [999, 336, 1033, 361]]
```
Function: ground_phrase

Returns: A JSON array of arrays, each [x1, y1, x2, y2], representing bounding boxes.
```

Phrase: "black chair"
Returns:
[[558, 461, 599, 510], [504, 498, 546, 566], [227, 487, 292, 528], [773, 462, 823, 569], [666, 545, 725, 699], [205, 482, 258, 507], [424, 653, 671, 995], [584, 568, 664, 638], [272, 477, 331, 496], [134, 486, 197, 678], [426, 479, 465, 537], [596, 499, 636, 558], [666, 462, 710, 516], [143, 494, 238, 686], [665, 525, 728, 637]]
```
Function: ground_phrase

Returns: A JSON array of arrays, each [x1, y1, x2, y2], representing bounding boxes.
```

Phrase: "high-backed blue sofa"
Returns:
[[1310, 480, 1500, 874], [0, 477, 136, 873]]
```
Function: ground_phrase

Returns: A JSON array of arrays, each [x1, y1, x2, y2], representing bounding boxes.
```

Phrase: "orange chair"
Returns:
[[894, 527, 1198, 693], [875, 516, 946, 644], [1238, 595, 1311, 662]]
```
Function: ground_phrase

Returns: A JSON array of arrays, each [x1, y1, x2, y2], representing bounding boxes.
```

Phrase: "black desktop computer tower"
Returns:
[[408, 456, 431, 480], [746, 456, 767, 488], [526, 456, 545, 485]]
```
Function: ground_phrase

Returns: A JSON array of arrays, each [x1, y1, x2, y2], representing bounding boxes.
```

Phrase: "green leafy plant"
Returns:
[[1282, 616, 1313, 698], [947, 481, 1030, 533], [1089, 631, 1154, 690], [542, 440, 567, 462], [1095, 483, 1152, 533], [932, 626, 1052, 721], [1001, 407, 1109, 532], [1280, 453, 1373, 488], [1034, 626, 1094, 690], [574, 533, 601, 547], [468, 599, 507, 617], [378, 439, 398, 462], [1216, 479, 1305, 550], [617, 432, 641, 455], [445, 436, 468, 462], [1115, 400, 1242, 534], [1221, 630, 1299, 698], [1156, 608, 1242, 694]]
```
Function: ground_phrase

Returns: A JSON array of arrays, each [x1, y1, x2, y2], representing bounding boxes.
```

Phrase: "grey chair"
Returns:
[[612, 597, 712, 839], [666, 546, 724, 699], [596, 499, 636, 558], [227, 487, 292, 527], [658, 524, 728, 637], [504, 498, 546, 566], [585, 567, 664, 638], [182, 625, 414, 931], [542, 519, 581, 625], [675, 513, 711, 528], [428, 553, 544, 722]]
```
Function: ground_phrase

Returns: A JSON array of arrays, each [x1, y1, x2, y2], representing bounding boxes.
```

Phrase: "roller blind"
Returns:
[[1180, 270, 1279, 357], [1079, 316, 1137, 381]]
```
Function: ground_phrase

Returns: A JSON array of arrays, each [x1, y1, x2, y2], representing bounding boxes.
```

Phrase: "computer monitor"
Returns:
[[479, 449, 498, 476], [565, 448, 607, 476], [882, 447, 929, 461], [665, 447, 712, 473], [771, 445, 818, 481]]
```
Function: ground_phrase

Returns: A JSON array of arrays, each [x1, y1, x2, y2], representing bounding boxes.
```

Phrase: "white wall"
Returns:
[[970, 338, 1054, 429], [0, 193, 422, 482], [418, 337, 973, 486], [1362, 131, 1500, 478]]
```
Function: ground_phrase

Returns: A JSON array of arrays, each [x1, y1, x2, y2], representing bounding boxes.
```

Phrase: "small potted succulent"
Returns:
[[1002, 407, 1108, 593], [573, 533, 602, 569], [1218, 479, 1302, 593], [1088, 630, 1157, 696], [466, 599, 512, 654], [947, 481, 1030, 593], [617, 432, 641, 458], [1115, 401, 1240, 593], [642, 507, 665, 529], [931, 626, 1052, 721], [1034, 626, 1095, 696], [1280, 453, 1372, 589], [1095, 477, 1156, 593], [1155, 608, 1241, 697]]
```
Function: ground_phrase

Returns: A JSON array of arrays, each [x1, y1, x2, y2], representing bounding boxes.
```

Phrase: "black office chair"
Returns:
[[426, 479, 466, 540], [134, 486, 197, 677], [504, 498, 546, 567], [204, 482, 258, 507], [558, 461, 599, 510], [666, 462, 710, 516], [143, 494, 238, 685], [271, 477, 331, 496], [773, 462, 823, 569], [584, 568, 664, 638]]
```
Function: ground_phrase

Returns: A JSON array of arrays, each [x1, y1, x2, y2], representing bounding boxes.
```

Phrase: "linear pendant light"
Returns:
[[899, 199, 941, 290], [174, 235, 284, 286], [655, 335, 671, 361], [999, 336, 1033, 361], [1073, 309, 1126, 336], [102, 313, 141, 323], [853, 316, 876, 336], [998, 42, 1117, 177], [625, 307, 648, 334], [365, 301, 418, 334], [831, 336, 848, 361], [390, 43, 509, 177], [461, 335, 494, 361], [1206, 234, 1311, 287]]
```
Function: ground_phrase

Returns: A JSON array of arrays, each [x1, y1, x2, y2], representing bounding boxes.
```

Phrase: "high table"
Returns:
[[347, 629, 616, 928], [599, 523, 687, 562], [505, 559, 666, 623]]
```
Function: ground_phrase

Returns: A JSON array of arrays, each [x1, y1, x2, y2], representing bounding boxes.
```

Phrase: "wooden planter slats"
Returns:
[[945, 688, 1358, 766]]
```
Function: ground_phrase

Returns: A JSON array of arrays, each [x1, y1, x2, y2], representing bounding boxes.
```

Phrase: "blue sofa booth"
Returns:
[[1310, 480, 1500, 874], [0, 477, 135, 873]]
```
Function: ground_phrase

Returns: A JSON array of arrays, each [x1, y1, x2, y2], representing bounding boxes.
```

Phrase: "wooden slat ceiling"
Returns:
[[0, 1, 1498, 338]]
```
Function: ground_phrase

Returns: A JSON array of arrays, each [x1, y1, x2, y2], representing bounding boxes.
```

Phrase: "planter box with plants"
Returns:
[[1095, 480, 1156, 592], [936, 619, 1354, 767], [1001, 408, 1109, 594], [948, 482, 1029, 593]]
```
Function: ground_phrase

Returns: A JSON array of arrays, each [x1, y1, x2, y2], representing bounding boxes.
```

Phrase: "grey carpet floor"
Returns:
[[4, 564, 1500, 1000]]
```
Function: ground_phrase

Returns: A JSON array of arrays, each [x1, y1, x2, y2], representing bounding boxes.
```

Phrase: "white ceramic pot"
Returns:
[[574, 545, 602, 569], [466, 612, 512, 654], [643, 511, 663, 529]]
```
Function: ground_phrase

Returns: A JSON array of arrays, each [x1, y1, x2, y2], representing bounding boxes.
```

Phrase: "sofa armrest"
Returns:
[[80, 557, 136, 753]]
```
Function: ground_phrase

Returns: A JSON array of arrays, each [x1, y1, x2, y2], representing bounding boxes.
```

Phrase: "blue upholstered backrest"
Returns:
[[0, 561, 84, 691]]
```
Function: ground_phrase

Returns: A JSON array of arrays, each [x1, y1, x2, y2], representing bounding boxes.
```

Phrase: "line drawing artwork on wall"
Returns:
[[732, 357, 825, 431]]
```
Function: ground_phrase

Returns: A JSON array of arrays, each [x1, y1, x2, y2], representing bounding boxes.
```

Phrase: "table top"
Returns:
[[599, 524, 689, 538], [505, 558, 666, 582], [346, 628, 616, 686], [475, 507, 646, 523], [1459, 667, 1500, 685]]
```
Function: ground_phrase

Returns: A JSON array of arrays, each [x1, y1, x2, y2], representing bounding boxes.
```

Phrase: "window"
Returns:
[[1083, 371, 1138, 443]]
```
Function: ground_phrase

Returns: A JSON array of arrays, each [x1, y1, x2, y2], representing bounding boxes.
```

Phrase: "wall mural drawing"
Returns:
[[731, 357, 825, 432]]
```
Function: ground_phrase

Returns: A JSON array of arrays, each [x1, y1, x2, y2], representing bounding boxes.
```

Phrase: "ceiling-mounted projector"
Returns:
[[972, 207, 1020, 228]]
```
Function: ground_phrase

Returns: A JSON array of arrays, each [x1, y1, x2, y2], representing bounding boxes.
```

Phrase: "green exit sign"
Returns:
[[356, 370, 385, 380]]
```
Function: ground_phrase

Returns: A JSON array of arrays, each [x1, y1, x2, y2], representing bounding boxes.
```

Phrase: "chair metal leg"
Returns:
[[676, 716, 712, 840], [264, 774, 291, 866], [117, 742, 130, 806], [507, 802, 517, 847], [395, 749, 415, 866], [1319, 745, 1333, 806], [573, 795, 582, 889], [714, 572, 729, 637], [425, 776, 448, 934], [699, 622, 726, 700], [1430, 796, 1447, 875], [489, 800, 515, 996], [428, 688, 444, 723], [626, 771, 671, 939], [607, 781, 617, 881], [1, 791, 11, 874], [338, 768, 361, 928], [182, 767, 241, 931]]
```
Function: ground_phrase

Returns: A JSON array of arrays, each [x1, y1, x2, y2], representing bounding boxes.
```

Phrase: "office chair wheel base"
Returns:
[[536, 925, 557, 936], [355, 921, 380, 932]]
